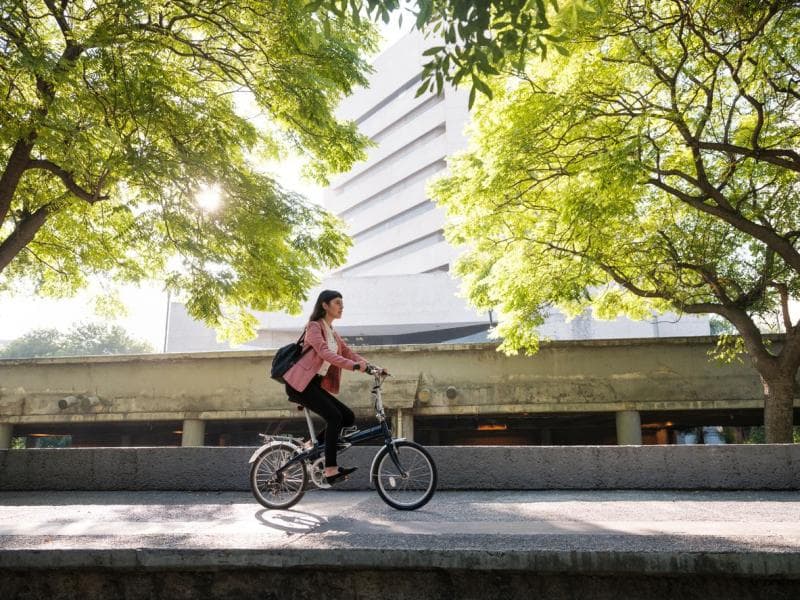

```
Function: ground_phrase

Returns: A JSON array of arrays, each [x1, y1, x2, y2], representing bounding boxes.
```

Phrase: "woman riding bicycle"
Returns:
[[283, 289, 388, 485]]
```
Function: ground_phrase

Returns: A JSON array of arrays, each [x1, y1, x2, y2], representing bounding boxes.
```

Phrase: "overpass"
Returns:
[[0, 336, 797, 449]]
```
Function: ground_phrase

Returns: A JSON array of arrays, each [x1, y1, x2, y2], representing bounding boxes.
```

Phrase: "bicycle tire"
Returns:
[[249, 443, 308, 510], [372, 441, 437, 510]]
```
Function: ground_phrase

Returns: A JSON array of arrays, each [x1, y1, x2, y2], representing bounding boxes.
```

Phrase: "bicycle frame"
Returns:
[[265, 370, 407, 479]]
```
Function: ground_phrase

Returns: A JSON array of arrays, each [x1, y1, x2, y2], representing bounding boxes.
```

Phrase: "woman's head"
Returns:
[[309, 290, 343, 322]]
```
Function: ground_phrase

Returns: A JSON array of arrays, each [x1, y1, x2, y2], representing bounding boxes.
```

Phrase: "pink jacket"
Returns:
[[283, 320, 367, 395]]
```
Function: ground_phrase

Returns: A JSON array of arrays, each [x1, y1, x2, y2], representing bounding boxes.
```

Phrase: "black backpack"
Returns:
[[270, 329, 310, 383]]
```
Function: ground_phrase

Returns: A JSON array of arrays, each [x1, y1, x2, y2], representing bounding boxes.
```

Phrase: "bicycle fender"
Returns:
[[248, 440, 297, 464], [369, 438, 407, 483]]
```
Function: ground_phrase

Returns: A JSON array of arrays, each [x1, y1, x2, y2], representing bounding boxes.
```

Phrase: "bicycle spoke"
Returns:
[[250, 444, 308, 509], [376, 444, 435, 508]]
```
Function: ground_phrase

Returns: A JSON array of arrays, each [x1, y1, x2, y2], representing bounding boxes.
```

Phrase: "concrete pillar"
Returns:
[[615, 410, 642, 445], [181, 419, 205, 447], [0, 423, 13, 449], [392, 410, 401, 438], [393, 409, 415, 441], [401, 411, 414, 442]]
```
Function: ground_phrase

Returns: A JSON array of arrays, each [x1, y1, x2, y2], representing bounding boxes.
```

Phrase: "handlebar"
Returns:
[[365, 364, 389, 377]]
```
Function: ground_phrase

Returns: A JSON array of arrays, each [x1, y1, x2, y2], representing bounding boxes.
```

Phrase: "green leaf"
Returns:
[[415, 80, 430, 97], [472, 76, 493, 99], [534, 0, 547, 20], [417, 0, 433, 28], [423, 45, 445, 56]]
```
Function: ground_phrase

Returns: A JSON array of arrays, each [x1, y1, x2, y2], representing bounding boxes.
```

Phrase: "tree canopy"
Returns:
[[1, 0, 379, 340], [0, 322, 152, 358], [431, 0, 800, 441]]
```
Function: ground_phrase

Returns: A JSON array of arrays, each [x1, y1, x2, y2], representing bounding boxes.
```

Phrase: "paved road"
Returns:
[[2, 489, 800, 569], [3, 489, 800, 600]]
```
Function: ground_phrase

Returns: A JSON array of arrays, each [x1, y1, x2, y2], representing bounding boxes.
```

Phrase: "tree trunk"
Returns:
[[762, 374, 796, 443], [0, 138, 34, 224], [0, 206, 50, 272]]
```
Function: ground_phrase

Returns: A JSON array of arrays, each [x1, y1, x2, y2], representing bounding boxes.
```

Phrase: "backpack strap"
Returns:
[[297, 325, 311, 355]]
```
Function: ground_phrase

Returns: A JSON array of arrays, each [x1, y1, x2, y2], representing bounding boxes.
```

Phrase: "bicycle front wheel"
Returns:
[[250, 443, 308, 510], [372, 441, 437, 510]]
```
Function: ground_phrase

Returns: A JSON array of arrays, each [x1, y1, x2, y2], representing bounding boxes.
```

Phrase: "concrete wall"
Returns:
[[2, 445, 798, 491], [0, 337, 786, 430]]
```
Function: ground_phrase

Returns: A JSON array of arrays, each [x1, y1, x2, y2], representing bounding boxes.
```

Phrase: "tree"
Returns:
[[0, 1, 379, 340], [0, 321, 153, 358], [431, 0, 800, 442]]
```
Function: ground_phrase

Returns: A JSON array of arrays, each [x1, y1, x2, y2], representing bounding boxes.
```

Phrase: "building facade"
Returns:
[[324, 30, 469, 276]]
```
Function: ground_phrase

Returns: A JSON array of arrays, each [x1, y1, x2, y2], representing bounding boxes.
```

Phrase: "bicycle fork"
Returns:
[[386, 441, 409, 478]]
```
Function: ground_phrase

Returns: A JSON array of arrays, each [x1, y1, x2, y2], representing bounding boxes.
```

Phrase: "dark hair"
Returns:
[[308, 290, 342, 322]]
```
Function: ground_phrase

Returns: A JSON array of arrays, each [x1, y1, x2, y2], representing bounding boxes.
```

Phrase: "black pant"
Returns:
[[286, 375, 355, 467]]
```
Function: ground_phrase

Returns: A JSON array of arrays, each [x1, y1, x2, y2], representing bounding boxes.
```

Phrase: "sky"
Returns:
[[0, 19, 414, 350]]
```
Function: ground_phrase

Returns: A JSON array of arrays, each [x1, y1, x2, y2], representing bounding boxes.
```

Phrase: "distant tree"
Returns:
[[431, 0, 800, 442], [0, 327, 62, 358], [0, 322, 152, 358]]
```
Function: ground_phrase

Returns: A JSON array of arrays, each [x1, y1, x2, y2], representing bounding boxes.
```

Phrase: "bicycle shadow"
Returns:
[[253, 507, 327, 533]]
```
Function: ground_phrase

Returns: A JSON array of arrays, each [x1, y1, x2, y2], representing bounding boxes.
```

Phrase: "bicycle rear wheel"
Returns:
[[372, 441, 437, 510], [250, 443, 308, 509]]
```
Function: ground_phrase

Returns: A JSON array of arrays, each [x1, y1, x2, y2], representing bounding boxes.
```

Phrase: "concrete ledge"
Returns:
[[2, 445, 798, 491], [3, 547, 799, 577], [3, 566, 798, 600]]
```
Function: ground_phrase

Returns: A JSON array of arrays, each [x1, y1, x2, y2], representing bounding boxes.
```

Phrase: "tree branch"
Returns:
[[685, 299, 778, 369], [28, 160, 108, 203], [537, 236, 778, 369], [696, 141, 800, 173], [773, 282, 793, 333], [42, 0, 73, 43], [646, 177, 800, 273]]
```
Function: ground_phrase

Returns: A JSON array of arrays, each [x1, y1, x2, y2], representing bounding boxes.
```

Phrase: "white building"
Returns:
[[165, 31, 709, 352], [324, 30, 469, 275]]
